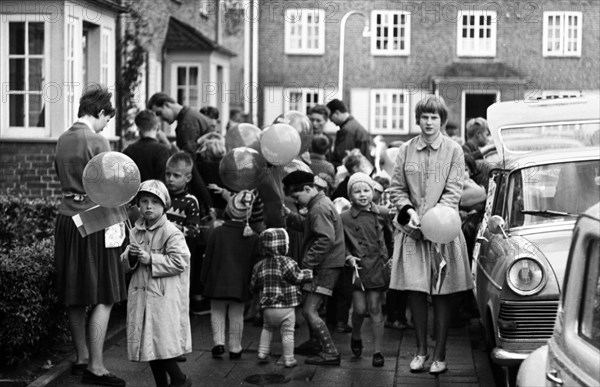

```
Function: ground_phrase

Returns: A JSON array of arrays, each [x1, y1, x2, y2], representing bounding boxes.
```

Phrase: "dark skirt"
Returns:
[[54, 214, 127, 306]]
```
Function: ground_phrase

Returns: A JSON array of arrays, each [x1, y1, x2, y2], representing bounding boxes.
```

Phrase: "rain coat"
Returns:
[[120, 214, 191, 361]]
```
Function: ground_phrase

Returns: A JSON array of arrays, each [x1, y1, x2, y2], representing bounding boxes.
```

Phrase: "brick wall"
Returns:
[[0, 140, 119, 200]]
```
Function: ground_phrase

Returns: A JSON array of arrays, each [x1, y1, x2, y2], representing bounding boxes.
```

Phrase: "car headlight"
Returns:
[[506, 258, 547, 295]]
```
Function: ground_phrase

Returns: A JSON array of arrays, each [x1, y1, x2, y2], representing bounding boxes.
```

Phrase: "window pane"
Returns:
[[177, 88, 185, 105], [580, 239, 600, 349], [28, 22, 44, 55], [9, 22, 25, 55], [29, 94, 45, 127], [189, 88, 198, 107], [29, 58, 43, 90], [177, 67, 186, 86], [9, 94, 25, 126], [9, 59, 25, 90], [189, 67, 198, 86]]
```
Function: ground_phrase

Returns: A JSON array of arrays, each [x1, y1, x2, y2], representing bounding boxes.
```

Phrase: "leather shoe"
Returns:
[[81, 370, 126, 386], [211, 345, 225, 358], [372, 352, 385, 367], [429, 360, 448, 374], [305, 352, 341, 366], [229, 351, 242, 360], [169, 375, 192, 387], [295, 339, 322, 356], [350, 338, 363, 357], [409, 354, 429, 372], [71, 363, 87, 376]]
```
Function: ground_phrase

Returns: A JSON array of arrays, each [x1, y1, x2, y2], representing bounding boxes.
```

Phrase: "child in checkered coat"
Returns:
[[251, 228, 313, 368]]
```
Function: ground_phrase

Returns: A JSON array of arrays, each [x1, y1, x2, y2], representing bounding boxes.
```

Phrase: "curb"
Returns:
[[27, 319, 127, 387]]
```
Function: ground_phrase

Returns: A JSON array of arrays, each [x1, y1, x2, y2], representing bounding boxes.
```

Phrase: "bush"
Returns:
[[0, 195, 58, 250], [0, 196, 67, 366]]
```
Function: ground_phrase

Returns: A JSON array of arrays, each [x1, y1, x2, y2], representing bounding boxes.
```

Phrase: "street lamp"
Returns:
[[337, 11, 370, 100]]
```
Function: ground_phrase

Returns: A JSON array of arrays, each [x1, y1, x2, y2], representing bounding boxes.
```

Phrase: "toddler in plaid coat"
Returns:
[[251, 228, 313, 367]]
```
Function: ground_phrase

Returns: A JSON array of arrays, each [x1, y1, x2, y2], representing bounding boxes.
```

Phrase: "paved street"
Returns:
[[39, 309, 495, 387]]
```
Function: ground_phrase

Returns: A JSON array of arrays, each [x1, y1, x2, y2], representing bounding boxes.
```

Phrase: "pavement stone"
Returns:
[[36, 312, 494, 387]]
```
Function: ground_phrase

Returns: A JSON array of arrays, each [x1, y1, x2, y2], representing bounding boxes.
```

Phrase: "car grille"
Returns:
[[498, 301, 558, 340]]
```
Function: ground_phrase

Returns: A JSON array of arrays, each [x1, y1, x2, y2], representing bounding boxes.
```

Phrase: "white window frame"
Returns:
[[284, 8, 325, 55], [0, 15, 50, 138], [371, 10, 411, 56], [171, 63, 201, 109], [284, 86, 324, 115], [456, 10, 497, 57], [369, 89, 410, 135], [542, 12, 582, 57]]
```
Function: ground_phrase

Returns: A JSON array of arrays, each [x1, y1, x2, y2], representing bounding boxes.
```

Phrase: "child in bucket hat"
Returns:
[[121, 179, 193, 386], [200, 190, 261, 360]]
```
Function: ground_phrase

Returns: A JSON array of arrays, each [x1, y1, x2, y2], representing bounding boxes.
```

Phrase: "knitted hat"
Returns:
[[226, 190, 255, 236], [137, 179, 171, 209], [347, 172, 375, 196]]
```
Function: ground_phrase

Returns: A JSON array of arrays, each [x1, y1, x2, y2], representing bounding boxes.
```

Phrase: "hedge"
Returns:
[[0, 196, 67, 366]]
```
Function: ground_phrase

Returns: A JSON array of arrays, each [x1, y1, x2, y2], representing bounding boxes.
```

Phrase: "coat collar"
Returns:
[[134, 214, 168, 231], [416, 133, 443, 151], [349, 203, 380, 218]]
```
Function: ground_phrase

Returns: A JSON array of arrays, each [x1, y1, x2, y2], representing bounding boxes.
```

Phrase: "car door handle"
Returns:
[[546, 369, 563, 385]]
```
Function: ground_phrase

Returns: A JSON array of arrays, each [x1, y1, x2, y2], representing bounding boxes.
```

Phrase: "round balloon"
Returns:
[[274, 111, 313, 154], [420, 206, 462, 244], [225, 123, 262, 152], [260, 123, 301, 166], [82, 151, 141, 208], [219, 147, 267, 192], [282, 159, 312, 177]]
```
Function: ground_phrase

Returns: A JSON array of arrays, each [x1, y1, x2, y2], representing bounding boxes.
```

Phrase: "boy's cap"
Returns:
[[282, 171, 315, 191], [259, 227, 289, 257], [347, 172, 375, 196], [138, 179, 171, 209], [226, 190, 255, 220]]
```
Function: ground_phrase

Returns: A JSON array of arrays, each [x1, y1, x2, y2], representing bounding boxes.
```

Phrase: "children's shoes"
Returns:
[[276, 357, 298, 368], [211, 345, 225, 358]]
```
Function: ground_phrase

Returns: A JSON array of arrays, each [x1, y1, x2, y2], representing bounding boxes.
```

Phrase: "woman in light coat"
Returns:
[[388, 96, 473, 375], [121, 180, 192, 387]]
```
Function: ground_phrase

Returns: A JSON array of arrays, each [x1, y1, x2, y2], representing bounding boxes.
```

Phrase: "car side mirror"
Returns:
[[488, 215, 509, 239]]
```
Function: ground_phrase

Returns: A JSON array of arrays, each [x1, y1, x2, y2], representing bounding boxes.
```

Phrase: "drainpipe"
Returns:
[[251, 0, 259, 125], [243, 0, 251, 120]]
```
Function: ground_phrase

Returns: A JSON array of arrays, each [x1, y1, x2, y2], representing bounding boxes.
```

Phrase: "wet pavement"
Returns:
[[34, 308, 495, 387]]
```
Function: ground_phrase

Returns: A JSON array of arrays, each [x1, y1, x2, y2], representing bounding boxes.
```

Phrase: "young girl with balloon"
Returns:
[[387, 96, 473, 375]]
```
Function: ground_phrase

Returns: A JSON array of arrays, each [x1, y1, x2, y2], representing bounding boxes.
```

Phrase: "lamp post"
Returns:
[[337, 11, 370, 100]]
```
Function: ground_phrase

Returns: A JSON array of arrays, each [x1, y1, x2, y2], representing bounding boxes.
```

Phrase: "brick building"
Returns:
[[1, 0, 599, 198], [0, 0, 245, 198], [257, 0, 600, 142]]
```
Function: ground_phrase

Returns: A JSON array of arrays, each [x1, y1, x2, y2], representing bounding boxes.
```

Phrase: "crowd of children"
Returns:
[[59, 89, 485, 387]]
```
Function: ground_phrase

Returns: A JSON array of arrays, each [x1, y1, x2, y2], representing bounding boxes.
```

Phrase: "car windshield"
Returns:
[[500, 121, 600, 153], [507, 160, 600, 227]]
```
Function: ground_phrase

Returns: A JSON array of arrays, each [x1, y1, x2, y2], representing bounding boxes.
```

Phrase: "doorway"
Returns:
[[462, 91, 499, 139]]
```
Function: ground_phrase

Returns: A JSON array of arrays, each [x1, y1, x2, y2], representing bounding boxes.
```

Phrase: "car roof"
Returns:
[[487, 96, 600, 160], [500, 146, 600, 169]]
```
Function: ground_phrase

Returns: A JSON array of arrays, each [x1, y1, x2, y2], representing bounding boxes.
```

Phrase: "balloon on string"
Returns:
[[420, 206, 462, 244], [82, 151, 141, 208], [219, 147, 267, 192], [282, 159, 312, 177], [260, 123, 301, 166], [225, 123, 262, 152], [274, 111, 313, 154]]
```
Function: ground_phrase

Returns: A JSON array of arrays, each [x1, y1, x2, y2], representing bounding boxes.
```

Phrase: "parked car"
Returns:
[[471, 96, 600, 386], [516, 203, 600, 387]]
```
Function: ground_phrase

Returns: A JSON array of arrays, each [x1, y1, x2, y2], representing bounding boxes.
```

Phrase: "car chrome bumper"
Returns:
[[491, 347, 530, 366]]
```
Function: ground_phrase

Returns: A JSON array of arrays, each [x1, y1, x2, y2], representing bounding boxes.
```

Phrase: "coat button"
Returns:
[[134, 286, 138, 290]]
